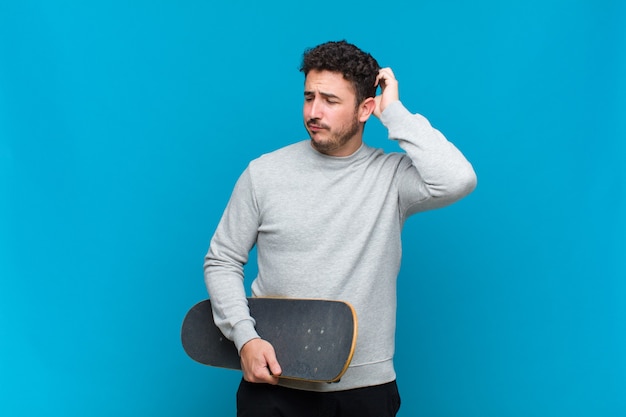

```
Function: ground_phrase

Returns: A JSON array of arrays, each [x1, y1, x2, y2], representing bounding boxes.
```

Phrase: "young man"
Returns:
[[204, 40, 477, 416]]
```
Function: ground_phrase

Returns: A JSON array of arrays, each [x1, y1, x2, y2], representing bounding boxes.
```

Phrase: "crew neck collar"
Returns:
[[306, 140, 368, 161]]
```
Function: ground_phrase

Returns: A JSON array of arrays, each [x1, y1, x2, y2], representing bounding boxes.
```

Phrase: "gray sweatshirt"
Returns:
[[204, 100, 477, 392]]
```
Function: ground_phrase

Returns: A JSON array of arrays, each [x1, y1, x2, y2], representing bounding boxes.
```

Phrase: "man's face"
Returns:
[[303, 70, 363, 157]]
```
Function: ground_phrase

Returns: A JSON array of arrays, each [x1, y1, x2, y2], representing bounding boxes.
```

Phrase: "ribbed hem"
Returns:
[[276, 358, 396, 392]]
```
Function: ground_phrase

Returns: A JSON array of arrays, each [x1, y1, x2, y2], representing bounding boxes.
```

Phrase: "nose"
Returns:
[[307, 97, 321, 120]]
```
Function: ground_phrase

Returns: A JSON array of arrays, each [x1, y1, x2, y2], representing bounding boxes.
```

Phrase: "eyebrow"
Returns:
[[304, 90, 341, 100]]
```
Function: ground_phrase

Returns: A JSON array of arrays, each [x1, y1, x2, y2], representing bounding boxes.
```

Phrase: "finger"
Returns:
[[261, 346, 281, 384], [375, 72, 385, 88], [375, 67, 395, 87], [266, 353, 282, 377], [243, 360, 276, 384], [264, 371, 280, 385], [252, 365, 279, 384]]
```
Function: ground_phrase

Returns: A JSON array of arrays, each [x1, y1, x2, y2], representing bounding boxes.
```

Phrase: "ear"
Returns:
[[358, 97, 376, 122]]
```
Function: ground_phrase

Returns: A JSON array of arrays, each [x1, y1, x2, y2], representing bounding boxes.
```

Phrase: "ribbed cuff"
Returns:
[[231, 319, 260, 353]]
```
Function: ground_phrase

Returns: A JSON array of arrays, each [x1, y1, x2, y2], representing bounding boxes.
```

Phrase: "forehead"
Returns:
[[304, 70, 355, 97]]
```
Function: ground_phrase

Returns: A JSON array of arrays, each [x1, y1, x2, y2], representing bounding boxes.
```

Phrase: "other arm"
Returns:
[[204, 168, 281, 384]]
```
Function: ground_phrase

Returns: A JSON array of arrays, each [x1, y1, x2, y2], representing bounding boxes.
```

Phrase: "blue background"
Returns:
[[1, 1, 624, 416]]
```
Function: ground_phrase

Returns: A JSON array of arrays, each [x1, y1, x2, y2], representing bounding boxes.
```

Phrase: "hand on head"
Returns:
[[373, 67, 400, 119]]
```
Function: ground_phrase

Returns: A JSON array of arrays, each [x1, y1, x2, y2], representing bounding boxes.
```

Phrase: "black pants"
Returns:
[[236, 379, 401, 417]]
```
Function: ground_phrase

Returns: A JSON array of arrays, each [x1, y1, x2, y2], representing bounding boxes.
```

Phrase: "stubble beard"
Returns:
[[307, 114, 361, 156]]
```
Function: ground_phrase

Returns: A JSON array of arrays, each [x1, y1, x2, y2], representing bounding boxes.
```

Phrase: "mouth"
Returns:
[[307, 122, 328, 133]]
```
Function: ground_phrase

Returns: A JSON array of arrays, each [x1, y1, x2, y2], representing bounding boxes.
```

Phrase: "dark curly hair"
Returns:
[[300, 40, 380, 107]]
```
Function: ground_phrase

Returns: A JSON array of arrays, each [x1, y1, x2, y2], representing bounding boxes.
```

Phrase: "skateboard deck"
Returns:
[[181, 297, 357, 383]]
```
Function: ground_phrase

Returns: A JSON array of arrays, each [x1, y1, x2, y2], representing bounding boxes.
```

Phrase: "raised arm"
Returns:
[[373, 68, 477, 215]]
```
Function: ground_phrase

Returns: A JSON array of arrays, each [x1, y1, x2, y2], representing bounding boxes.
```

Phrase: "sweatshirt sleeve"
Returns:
[[380, 100, 477, 217], [203, 167, 260, 352]]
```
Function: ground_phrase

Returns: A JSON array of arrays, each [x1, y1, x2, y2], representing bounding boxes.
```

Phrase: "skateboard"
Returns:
[[181, 297, 357, 383]]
